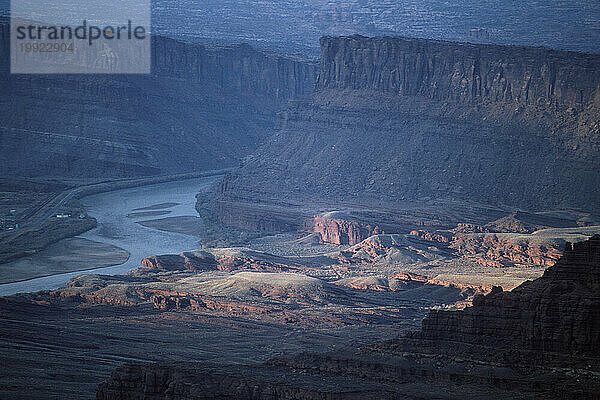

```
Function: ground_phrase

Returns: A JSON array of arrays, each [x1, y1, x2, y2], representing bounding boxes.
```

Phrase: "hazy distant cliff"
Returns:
[[0, 19, 317, 178], [218, 35, 600, 223], [152, 39, 315, 100]]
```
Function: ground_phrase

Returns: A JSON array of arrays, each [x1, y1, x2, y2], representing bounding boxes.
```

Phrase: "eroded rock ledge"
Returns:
[[317, 35, 600, 109]]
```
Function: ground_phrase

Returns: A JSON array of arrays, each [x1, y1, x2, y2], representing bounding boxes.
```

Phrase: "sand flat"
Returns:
[[0, 237, 129, 284], [136, 216, 204, 237], [126, 210, 172, 218], [132, 202, 179, 211]]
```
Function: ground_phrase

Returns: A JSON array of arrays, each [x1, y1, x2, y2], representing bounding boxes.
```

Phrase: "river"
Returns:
[[0, 176, 218, 296]]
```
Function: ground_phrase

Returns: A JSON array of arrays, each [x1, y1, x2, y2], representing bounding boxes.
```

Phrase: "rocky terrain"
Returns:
[[9, 226, 590, 398], [217, 36, 600, 234], [387, 234, 600, 360], [310, 212, 384, 245], [0, 240, 473, 399], [52, 244, 477, 324], [95, 235, 600, 399], [207, 182, 600, 289], [0, 18, 317, 178]]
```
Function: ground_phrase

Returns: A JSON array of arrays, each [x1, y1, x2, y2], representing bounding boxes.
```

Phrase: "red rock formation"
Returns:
[[411, 224, 563, 267], [409, 229, 452, 243], [311, 214, 383, 245], [342, 234, 407, 259], [449, 233, 562, 267], [152, 295, 205, 311], [450, 223, 490, 234]]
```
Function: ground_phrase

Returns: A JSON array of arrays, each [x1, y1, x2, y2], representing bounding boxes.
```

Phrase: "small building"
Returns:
[[0, 215, 17, 230]]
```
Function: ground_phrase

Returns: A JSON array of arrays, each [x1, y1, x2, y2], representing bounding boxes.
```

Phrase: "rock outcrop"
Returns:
[[310, 212, 384, 245], [141, 251, 218, 272], [410, 226, 565, 268], [317, 36, 600, 108], [448, 232, 563, 267]]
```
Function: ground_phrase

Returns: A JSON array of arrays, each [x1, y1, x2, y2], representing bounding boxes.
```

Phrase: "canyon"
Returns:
[[1, 15, 599, 398], [217, 36, 600, 235], [0, 17, 317, 178]]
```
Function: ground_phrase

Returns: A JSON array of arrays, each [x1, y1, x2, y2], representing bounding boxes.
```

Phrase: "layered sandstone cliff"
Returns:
[[310, 212, 384, 245], [218, 35, 600, 223], [317, 35, 600, 108]]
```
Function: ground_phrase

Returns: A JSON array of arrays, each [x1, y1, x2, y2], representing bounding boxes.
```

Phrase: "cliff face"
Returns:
[[414, 235, 600, 356], [311, 213, 383, 245], [0, 19, 317, 178], [218, 35, 600, 218], [151, 38, 315, 101], [317, 35, 600, 108]]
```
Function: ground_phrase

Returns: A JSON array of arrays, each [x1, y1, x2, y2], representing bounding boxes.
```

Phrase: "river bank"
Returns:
[[0, 176, 219, 296]]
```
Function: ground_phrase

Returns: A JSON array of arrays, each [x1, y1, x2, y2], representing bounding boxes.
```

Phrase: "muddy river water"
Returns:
[[0, 176, 217, 296]]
